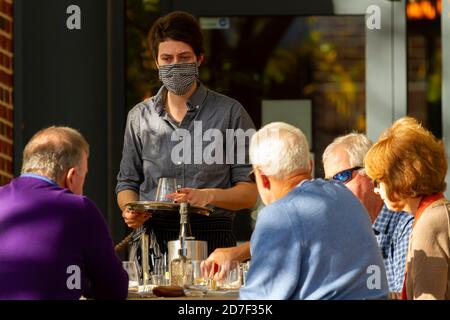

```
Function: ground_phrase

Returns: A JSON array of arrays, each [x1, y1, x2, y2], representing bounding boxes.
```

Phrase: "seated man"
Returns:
[[239, 122, 388, 300], [0, 126, 128, 300], [322, 133, 413, 295], [204, 134, 412, 296]]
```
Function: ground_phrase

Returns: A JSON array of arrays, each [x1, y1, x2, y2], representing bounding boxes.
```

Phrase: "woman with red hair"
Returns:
[[365, 116, 450, 300]]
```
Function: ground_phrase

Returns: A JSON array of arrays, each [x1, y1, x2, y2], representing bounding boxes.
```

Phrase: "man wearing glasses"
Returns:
[[203, 132, 411, 297], [322, 133, 413, 296]]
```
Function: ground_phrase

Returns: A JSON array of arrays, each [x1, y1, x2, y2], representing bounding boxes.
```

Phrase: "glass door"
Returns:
[[187, 0, 406, 178], [127, 0, 408, 238]]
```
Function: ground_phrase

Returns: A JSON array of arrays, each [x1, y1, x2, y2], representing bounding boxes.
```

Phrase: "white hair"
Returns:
[[250, 122, 310, 180], [21, 126, 89, 182], [322, 132, 373, 168]]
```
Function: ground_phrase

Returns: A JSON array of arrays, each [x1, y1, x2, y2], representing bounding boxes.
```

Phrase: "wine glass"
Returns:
[[155, 177, 177, 202], [122, 261, 140, 291]]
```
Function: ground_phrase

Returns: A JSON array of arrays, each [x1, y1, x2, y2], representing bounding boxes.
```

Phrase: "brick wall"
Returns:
[[0, 0, 13, 186]]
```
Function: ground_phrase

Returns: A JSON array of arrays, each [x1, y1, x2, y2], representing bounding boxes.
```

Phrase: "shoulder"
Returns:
[[380, 206, 414, 233], [61, 193, 104, 223], [257, 200, 296, 229], [128, 98, 154, 119], [204, 86, 244, 111], [394, 210, 414, 234], [294, 178, 355, 202], [255, 200, 301, 243], [413, 201, 449, 241], [262, 180, 345, 222], [417, 202, 449, 229], [127, 85, 166, 119]]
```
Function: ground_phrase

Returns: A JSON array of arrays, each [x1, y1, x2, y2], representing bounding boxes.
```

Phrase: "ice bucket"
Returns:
[[167, 239, 208, 266]]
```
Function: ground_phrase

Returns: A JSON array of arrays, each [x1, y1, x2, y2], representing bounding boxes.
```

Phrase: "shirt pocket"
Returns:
[[186, 163, 230, 189]]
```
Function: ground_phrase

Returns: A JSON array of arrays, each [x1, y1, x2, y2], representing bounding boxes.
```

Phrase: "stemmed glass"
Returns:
[[155, 177, 177, 202]]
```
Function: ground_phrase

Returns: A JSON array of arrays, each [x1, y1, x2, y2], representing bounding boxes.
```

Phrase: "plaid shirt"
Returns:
[[373, 205, 414, 292]]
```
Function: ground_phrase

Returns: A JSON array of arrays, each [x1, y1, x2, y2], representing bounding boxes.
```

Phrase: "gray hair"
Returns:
[[250, 122, 310, 180], [21, 126, 89, 182], [322, 132, 372, 168]]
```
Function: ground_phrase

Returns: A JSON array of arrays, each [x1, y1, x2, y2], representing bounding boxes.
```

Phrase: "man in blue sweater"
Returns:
[[0, 126, 128, 299], [239, 122, 388, 300]]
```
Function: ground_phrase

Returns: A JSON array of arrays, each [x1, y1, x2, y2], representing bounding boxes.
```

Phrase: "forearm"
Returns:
[[117, 189, 139, 211], [233, 242, 251, 261], [207, 182, 257, 211]]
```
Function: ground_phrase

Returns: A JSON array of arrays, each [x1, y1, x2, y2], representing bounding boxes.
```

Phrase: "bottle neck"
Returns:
[[178, 246, 188, 258], [179, 220, 192, 239], [178, 202, 192, 240]]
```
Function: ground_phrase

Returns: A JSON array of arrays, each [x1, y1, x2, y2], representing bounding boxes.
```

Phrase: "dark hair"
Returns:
[[148, 11, 205, 60]]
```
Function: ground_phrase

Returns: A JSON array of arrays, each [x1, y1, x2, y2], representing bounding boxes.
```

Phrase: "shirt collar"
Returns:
[[153, 82, 208, 116], [20, 173, 60, 187], [153, 86, 167, 115], [187, 82, 208, 110], [372, 204, 392, 235]]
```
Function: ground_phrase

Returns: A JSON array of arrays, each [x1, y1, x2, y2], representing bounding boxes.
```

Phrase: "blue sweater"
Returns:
[[240, 179, 388, 300]]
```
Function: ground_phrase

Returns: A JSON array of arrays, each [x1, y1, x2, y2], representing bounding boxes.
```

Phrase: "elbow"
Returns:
[[245, 184, 258, 208], [234, 184, 258, 210], [243, 193, 258, 209]]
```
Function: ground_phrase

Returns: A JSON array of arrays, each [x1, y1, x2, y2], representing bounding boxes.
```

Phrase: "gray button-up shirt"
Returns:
[[116, 83, 255, 218]]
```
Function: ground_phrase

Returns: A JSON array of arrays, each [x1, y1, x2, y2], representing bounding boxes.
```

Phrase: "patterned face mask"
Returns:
[[158, 62, 199, 96]]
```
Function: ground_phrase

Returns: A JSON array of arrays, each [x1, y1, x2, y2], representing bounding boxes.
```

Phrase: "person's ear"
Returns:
[[309, 159, 314, 175], [197, 54, 205, 67], [65, 167, 77, 192], [260, 174, 271, 190]]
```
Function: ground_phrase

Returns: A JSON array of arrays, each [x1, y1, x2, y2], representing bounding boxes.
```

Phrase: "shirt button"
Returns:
[[179, 136, 183, 141], [196, 105, 199, 109]]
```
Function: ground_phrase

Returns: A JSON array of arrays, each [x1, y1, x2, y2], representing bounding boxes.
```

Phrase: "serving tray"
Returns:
[[125, 201, 213, 217]]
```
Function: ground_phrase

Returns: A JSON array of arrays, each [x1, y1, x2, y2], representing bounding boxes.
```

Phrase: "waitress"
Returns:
[[116, 11, 257, 258]]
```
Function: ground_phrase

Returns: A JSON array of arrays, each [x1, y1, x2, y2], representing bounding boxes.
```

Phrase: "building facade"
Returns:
[[0, 0, 13, 186]]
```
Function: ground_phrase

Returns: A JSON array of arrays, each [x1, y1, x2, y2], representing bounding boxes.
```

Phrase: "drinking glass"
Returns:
[[241, 261, 250, 287], [192, 260, 207, 286], [122, 261, 140, 291], [155, 177, 177, 202], [216, 260, 242, 290], [150, 273, 165, 285]]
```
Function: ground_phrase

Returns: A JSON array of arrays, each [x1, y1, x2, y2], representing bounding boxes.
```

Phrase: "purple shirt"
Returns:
[[0, 176, 128, 300]]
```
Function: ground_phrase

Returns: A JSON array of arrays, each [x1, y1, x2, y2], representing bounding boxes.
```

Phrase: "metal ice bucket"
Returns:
[[167, 239, 208, 265]]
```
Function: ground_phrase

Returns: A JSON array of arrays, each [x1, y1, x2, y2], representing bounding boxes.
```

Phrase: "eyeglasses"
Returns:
[[248, 169, 256, 183], [331, 166, 363, 184]]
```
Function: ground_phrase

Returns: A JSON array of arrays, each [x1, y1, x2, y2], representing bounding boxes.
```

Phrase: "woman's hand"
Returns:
[[121, 208, 152, 229], [166, 188, 214, 207]]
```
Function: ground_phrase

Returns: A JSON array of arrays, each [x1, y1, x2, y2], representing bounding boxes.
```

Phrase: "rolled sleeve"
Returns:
[[116, 109, 144, 194]]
